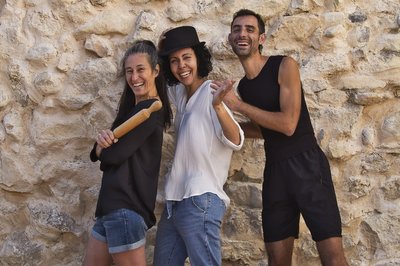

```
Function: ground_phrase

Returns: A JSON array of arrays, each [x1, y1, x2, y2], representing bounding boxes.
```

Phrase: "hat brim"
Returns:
[[159, 41, 206, 57]]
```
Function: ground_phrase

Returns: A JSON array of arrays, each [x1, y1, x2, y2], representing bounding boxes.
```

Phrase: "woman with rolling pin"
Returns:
[[153, 26, 244, 266], [83, 40, 172, 266]]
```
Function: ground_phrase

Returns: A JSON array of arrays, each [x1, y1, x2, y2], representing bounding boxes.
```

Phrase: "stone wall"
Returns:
[[0, 0, 399, 265]]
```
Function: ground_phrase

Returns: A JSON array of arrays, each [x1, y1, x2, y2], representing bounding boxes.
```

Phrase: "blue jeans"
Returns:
[[153, 193, 226, 266], [92, 208, 148, 254]]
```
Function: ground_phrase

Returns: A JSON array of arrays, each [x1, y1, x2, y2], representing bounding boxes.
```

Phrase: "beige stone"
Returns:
[[75, 9, 135, 37], [28, 8, 61, 37], [0, 83, 13, 108], [84, 34, 114, 57]]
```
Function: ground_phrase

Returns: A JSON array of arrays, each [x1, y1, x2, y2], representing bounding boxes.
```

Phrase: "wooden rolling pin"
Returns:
[[113, 100, 162, 139]]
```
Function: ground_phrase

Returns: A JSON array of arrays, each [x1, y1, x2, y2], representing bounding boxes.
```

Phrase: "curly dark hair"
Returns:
[[161, 44, 213, 86]]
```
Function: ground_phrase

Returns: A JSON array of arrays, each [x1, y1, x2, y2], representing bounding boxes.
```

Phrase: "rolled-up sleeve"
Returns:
[[212, 103, 244, 151]]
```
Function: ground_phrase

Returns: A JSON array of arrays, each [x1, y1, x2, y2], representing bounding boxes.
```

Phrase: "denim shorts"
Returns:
[[91, 208, 148, 254]]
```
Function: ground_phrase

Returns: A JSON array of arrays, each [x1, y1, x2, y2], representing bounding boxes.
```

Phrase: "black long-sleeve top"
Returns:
[[90, 99, 164, 229]]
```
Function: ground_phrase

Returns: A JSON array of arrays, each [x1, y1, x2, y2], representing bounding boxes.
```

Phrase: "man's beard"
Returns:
[[232, 46, 252, 58]]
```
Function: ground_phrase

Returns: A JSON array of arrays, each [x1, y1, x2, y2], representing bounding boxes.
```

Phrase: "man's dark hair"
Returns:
[[231, 9, 266, 54], [162, 44, 213, 86]]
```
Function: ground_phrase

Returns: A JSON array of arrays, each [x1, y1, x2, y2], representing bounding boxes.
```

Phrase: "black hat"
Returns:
[[159, 26, 205, 56]]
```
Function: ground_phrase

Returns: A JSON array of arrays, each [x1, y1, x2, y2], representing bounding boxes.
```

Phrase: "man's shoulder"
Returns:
[[268, 54, 286, 64]]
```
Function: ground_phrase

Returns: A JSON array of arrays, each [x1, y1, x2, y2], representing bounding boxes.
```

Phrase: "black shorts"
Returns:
[[262, 146, 342, 242]]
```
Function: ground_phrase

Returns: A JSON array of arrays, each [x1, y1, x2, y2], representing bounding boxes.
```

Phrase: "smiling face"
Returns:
[[124, 53, 159, 103], [168, 47, 204, 92], [229, 15, 265, 58]]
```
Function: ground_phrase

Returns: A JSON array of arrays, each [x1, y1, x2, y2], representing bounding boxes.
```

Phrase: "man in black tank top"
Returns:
[[211, 9, 348, 266]]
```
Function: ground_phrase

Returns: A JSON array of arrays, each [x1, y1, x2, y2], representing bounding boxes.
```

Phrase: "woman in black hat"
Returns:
[[153, 26, 244, 266]]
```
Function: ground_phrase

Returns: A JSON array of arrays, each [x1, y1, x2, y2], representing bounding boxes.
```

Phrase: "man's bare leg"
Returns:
[[316, 237, 348, 266]]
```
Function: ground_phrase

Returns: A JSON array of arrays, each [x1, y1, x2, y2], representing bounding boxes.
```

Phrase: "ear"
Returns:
[[259, 33, 266, 45], [154, 64, 160, 77], [228, 33, 233, 46]]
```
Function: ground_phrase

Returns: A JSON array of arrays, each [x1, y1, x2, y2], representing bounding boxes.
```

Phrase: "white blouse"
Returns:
[[164, 80, 244, 207]]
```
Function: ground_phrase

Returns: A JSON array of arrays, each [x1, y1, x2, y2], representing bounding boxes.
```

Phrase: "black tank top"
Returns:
[[238, 55, 317, 161]]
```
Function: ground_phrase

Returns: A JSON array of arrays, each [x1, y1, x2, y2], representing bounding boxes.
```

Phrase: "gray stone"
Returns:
[[288, 0, 313, 14], [348, 90, 392, 105], [371, 0, 400, 13], [225, 182, 262, 208], [397, 13, 400, 27], [346, 175, 373, 198], [357, 27, 370, 43], [361, 127, 376, 147], [395, 87, 400, 97], [166, 0, 194, 22], [381, 175, 400, 200], [136, 10, 157, 32], [34, 71, 62, 95], [70, 58, 117, 96], [26, 42, 58, 66], [375, 259, 400, 266], [323, 25, 346, 38], [362, 214, 400, 258], [349, 9, 368, 23], [90, 0, 110, 6], [0, 232, 42, 265], [28, 201, 80, 234], [314, 106, 362, 138], [351, 48, 367, 62], [381, 111, 400, 138], [361, 153, 390, 173], [7, 60, 30, 106], [209, 38, 237, 60], [56, 90, 96, 110], [127, 0, 151, 3], [377, 34, 400, 53], [0, 124, 6, 142], [2, 107, 25, 141], [222, 207, 262, 238]]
